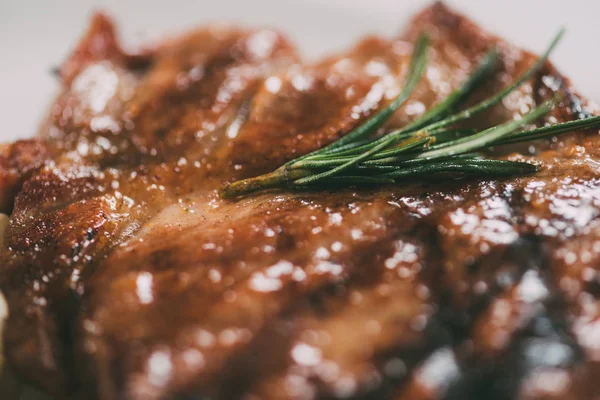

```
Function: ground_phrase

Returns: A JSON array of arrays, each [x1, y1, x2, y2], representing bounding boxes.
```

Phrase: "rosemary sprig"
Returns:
[[220, 29, 600, 199]]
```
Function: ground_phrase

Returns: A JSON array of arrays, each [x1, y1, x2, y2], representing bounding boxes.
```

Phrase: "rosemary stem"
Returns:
[[220, 168, 310, 198]]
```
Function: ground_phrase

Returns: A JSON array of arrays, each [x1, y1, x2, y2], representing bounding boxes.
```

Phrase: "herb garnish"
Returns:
[[221, 29, 600, 199]]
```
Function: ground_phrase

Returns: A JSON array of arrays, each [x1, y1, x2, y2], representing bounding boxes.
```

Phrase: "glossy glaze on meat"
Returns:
[[1, 3, 600, 399]]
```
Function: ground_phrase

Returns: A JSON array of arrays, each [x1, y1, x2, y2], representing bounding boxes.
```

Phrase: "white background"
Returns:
[[1, 0, 598, 142]]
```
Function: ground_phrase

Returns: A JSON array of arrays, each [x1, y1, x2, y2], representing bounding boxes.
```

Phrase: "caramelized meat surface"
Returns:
[[2, 3, 600, 399]]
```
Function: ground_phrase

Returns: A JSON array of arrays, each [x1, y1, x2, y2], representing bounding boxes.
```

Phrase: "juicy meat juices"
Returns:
[[1, 3, 600, 399]]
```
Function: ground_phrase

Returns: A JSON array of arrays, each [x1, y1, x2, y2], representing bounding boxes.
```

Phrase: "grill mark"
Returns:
[[227, 232, 431, 398], [309, 188, 530, 399], [210, 221, 453, 400], [388, 184, 536, 399], [443, 295, 585, 400], [423, 189, 588, 400]]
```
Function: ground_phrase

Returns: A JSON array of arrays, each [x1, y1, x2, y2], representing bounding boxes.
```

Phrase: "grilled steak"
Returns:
[[1, 3, 600, 399]]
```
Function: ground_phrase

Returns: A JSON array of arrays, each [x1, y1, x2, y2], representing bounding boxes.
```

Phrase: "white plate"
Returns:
[[1, 0, 598, 142]]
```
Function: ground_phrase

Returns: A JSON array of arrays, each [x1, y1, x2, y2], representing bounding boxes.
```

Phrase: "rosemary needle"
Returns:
[[497, 114, 600, 145], [295, 33, 430, 161], [312, 47, 499, 160], [294, 136, 432, 170], [424, 28, 566, 132], [362, 98, 554, 167], [220, 28, 600, 199], [380, 159, 538, 180]]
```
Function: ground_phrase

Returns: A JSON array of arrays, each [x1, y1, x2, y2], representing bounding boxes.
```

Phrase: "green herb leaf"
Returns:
[[295, 32, 430, 162], [381, 159, 538, 180]]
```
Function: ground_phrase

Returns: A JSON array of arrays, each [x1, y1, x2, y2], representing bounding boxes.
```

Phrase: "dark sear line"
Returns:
[[442, 241, 581, 400], [392, 218, 569, 398], [218, 218, 448, 400]]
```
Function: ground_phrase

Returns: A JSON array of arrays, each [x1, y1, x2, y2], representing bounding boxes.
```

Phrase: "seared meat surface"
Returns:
[[2, 3, 600, 399]]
